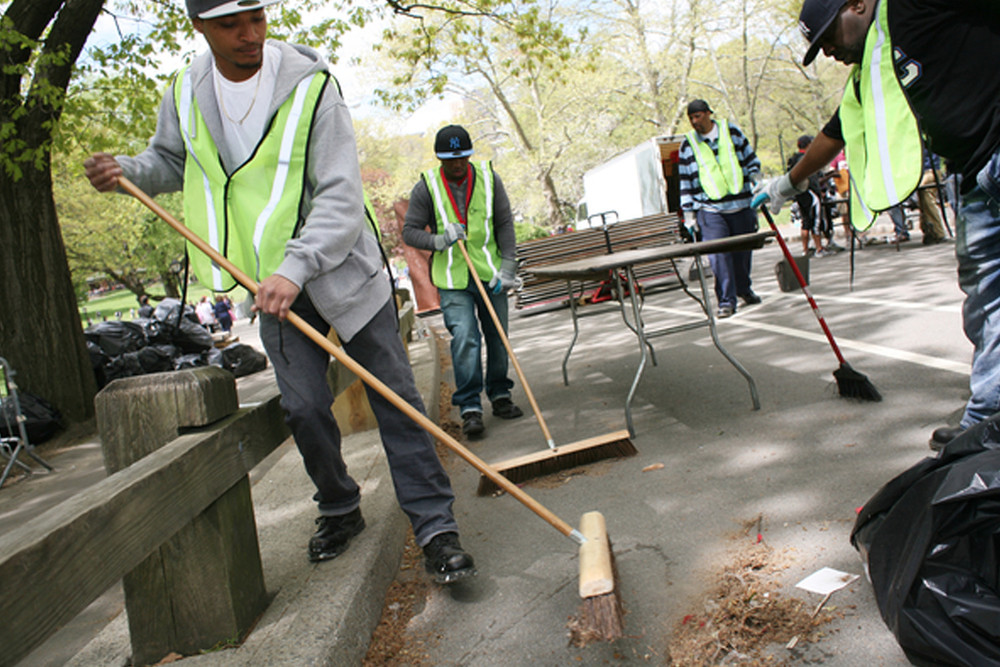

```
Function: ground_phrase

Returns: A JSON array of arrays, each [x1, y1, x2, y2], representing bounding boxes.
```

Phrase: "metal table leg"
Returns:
[[561, 280, 581, 386], [691, 256, 760, 410]]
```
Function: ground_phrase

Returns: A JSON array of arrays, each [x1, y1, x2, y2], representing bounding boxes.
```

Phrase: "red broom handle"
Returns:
[[117, 176, 583, 543], [758, 206, 848, 365]]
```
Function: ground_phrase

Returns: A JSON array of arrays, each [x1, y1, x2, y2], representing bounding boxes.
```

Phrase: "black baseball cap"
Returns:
[[799, 0, 843, 66], [686, 99, 712, 115], [797, 134, 814, 149], [186, 0, 281, 19], [434, 125, 474, 159]]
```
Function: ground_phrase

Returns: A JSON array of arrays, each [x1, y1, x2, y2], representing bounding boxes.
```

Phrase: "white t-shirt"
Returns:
[[212, 43, 281, 167]]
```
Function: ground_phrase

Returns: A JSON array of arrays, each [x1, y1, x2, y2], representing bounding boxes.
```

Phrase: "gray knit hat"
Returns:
[[186, 0, 281, 19]]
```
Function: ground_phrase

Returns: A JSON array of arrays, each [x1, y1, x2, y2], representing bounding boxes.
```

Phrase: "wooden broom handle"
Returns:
[[117, 176, 580, 542], [455, 240, 555, 447]]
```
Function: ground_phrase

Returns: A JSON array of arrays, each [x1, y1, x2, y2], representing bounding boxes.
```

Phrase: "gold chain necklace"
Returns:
[[219, 70, 262, 125]]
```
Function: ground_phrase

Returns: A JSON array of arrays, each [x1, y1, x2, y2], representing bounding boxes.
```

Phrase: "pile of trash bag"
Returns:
[[85, 298, 267, 388], [851, 414, 1000, 666], [0, 391, 63, 444]]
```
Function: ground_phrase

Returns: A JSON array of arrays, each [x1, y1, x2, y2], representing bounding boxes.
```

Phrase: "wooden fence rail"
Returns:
[[0, 300, 415, 667]]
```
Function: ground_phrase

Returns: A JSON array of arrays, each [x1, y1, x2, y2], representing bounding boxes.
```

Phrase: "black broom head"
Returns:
[[833, 362, 882, 402]]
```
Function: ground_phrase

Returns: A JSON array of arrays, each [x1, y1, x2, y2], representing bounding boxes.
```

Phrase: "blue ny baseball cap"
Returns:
[[434, 125, 474, 159]]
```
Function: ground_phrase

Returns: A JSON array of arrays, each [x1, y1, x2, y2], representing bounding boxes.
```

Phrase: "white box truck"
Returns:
[[575, 134, 686, 228]]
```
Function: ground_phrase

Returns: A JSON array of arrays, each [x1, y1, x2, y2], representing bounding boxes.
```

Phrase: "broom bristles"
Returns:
[[477, 433, 637, 496], [569, 535, 625, 645], [833, 362, 882, 402]]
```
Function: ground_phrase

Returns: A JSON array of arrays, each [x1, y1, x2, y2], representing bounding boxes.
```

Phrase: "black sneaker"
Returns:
[[423, 532, 477, 584], [739, 292, 762, 306], [930, 425, 964, 451], [462, 412, 485, 437], [308, 508, 366, 562], [491, 397, 524, 419]]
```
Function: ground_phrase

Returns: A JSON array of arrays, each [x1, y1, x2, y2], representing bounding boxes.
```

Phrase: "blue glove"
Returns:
[[433, 223, 467, 251]]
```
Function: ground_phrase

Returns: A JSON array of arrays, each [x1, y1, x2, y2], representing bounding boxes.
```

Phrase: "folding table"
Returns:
[[529, 230, 773, 436]]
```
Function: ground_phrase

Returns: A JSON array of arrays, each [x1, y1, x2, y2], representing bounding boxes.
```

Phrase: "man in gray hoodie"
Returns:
[[84, 0, 475, 584]]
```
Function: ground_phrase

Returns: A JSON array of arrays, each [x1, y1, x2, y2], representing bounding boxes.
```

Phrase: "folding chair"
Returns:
[[0, 357, 54, 487]]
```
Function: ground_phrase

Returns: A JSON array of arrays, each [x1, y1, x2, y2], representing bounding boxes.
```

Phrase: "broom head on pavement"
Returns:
[[569, 511, 625, 644], [476, 429, 636, 496], [834, 361, 882, 401]]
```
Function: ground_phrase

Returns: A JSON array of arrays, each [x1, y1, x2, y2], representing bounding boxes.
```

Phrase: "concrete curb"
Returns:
[[67, 334, 440, 666]]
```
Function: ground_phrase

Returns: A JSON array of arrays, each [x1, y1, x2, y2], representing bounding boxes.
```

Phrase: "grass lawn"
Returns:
[[80, 284, 252, 326]]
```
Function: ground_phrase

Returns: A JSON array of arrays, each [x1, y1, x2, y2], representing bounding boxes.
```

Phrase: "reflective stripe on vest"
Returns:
[[422, 161, 501, 290], [173, 67, 326, 290], [686, 120, 744, 200], [839, 0, 922, 230]]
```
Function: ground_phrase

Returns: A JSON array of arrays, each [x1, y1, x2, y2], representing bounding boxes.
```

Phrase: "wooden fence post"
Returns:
[[95, 367, 269, 665]]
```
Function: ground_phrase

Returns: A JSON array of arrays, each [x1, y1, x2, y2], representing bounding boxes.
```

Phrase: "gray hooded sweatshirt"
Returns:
[[117, 40, 390, 341]]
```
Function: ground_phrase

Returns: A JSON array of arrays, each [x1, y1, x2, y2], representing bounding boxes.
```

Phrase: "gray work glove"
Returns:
[[488, 259, 519, 294], [433, 222, 467, 251], [751, 173, 807, 214]]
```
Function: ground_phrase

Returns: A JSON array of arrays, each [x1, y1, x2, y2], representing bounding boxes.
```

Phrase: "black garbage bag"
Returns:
[[86, 340, 109, 389], [174, 353, 206, 370], [141, 317, 175, 346], [0, 391, 63, 444], [851, 415, 1000, 666], [137, 345, 178, 373], [103, 351, 145, 384], [153, 298, 200, 325], [169, 318, 214, 353], [85, 320, 148, 357], [220, 343, 268, 378], [205, 347, 224, 369]]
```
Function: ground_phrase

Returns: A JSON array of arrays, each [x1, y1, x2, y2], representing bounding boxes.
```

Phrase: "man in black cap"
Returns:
[[753, 0, 1000, 450], [85, 0, 476, 583], [678, 99, 763, 318], [402, 125, 523, 439]]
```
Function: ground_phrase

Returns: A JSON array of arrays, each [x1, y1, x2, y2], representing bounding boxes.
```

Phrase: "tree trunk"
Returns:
[[0, 164, 97, 422]]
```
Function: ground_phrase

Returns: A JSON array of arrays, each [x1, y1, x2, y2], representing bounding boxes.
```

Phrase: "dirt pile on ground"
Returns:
[[667, 520, 836, 665], [362, 529, 433, 666]]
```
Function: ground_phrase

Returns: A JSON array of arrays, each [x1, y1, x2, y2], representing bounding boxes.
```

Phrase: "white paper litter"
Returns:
[[795, 567, 859, 595]]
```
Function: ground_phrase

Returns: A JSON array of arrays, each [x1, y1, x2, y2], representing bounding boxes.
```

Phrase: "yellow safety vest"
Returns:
[[173, 67, 326, 291], [686, 120, 744, 200], [422, 161, 503, 290], [839, 0, 923, 230]]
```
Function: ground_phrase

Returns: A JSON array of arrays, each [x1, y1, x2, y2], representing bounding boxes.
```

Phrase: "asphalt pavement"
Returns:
[[398, 218, 967, 665], [3, 214, 970, 665]]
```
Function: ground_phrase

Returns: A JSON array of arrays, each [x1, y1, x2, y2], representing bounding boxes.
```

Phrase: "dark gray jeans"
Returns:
[[259, 294, 457, 547]]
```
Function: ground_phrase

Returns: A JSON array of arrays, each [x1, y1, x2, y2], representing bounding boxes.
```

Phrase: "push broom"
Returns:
[[452, 240, 636, 496], [118, 177, 625, 639], [759, 206, 881, 401]]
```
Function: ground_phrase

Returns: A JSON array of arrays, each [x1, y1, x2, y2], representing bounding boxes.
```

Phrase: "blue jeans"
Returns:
[[260, 294, 457, 546], [888, 205, 908, 237], [697, 208, 758, 310], [958, 147, 1000, 428], [439, 284, 514, 415]]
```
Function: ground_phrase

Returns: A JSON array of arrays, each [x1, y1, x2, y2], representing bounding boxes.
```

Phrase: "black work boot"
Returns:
[[462, 411, 485, 438], [308, 508, 366, 562], [930, 425, 965, 451], [423, 532, 477, 584], [491, 397, 524, 420]]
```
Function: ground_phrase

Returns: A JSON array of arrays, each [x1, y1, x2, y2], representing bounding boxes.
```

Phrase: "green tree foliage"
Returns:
[[376, 0, 601, 228]]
